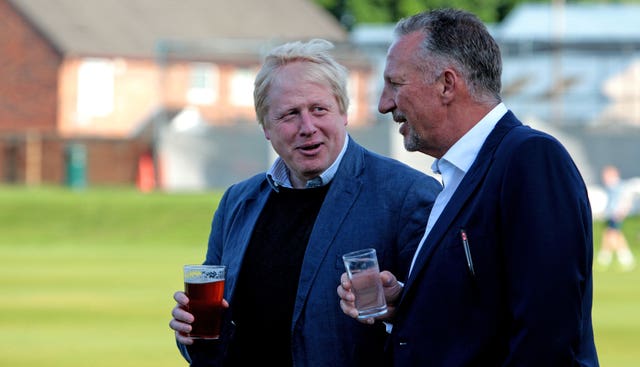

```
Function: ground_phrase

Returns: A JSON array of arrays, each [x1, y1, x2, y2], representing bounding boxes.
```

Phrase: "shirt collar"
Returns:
[[267, 133, 349, 191], [431, 102, 507, 177]]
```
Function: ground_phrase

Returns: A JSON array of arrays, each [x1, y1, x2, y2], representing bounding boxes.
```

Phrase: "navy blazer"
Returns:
[[184, 138, 441, 366], [388, 112, 599, 366]]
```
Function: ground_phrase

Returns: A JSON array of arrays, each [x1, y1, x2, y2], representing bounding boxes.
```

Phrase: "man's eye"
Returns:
[[279, 110, 297, 119], [386, 78, 402, 88]]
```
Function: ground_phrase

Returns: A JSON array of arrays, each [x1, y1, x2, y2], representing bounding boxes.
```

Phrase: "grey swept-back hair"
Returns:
[[395, 8, 502, 103]]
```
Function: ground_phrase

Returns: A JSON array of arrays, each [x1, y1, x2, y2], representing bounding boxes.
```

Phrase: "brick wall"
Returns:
[[0, 0, 61, 133], [0, 133, 150, 186]]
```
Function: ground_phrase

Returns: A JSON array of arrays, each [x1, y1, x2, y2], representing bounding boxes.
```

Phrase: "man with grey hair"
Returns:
[[338, 9, 599, 366], [169, 39, 441, 366]]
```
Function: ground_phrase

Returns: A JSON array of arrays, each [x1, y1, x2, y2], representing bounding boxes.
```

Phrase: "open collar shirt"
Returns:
[[408, 103, 507, 274], [266, 133, 349, 191]]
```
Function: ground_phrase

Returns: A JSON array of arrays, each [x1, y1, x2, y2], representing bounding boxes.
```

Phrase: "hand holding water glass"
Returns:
[[342, 248, 388, 319]]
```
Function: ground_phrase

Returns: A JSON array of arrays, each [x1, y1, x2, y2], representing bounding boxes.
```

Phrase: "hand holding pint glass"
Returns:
[[183, 264, 226, 339], [342, 248, 388, 319]]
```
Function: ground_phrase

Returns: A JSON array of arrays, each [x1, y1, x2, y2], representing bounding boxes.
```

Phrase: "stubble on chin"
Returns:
[[403, 130, 422, 152]]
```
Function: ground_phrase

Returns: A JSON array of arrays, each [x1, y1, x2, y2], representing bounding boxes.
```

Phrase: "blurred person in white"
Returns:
[[597, 165, 636, 271]]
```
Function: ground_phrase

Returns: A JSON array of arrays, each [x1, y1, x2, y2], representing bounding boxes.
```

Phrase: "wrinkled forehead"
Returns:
[[384, 33, 426, 77], [388, 31, 425, 57]]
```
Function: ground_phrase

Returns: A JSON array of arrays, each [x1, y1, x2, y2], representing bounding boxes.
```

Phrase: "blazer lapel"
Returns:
[[290, 139, 364, 325], [225, 181, 271, 297], [402, 113, 521, 294]]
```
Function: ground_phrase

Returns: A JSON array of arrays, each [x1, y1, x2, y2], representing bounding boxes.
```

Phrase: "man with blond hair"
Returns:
[[170, 39, 441, 366]]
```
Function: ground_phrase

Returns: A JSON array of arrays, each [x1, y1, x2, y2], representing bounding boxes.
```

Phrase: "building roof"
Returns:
[[498, 3, 640, 42], [351, 3, 640, 47], [8, 0, 348, 58], [349, 3, 640, 128]]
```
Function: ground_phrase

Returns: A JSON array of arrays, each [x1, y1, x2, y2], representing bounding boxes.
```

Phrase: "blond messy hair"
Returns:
[[253, 39, 349, 126]]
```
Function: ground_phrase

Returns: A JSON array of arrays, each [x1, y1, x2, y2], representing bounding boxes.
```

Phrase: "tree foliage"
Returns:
[[313, 0, 632, 27], [314, 0, 514, 26]]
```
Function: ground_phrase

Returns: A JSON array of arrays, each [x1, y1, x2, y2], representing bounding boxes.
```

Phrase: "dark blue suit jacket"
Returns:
[[389, 112, 599, 366], [183, 138, 441, 366]]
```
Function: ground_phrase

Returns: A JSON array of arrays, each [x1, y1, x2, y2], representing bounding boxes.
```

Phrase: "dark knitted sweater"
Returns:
[[225, 184, 330, 366]]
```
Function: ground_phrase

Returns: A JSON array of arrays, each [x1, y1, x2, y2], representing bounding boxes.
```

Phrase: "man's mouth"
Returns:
[[298, 142, 322, 152], [394, 116, 408, 135]]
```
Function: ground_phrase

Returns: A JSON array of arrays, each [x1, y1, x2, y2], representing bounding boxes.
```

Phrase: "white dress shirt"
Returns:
[[408, 103, 508, 275]]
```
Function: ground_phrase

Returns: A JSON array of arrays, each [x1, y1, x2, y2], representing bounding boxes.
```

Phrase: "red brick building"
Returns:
[[0, 0, 372, 188]]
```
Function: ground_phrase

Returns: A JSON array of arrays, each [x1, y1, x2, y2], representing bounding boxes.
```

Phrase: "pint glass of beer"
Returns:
[[183, 264, 226, 339]]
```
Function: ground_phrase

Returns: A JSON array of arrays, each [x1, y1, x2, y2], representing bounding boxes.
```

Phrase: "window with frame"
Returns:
[[230, 67, 256, 107], [187, 63, 219, 105], [76, 58, 114, 124]]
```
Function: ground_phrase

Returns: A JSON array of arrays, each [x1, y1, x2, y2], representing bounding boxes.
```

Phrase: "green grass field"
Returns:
[[1, 186, 638, 366], [0, 186, 218, 367]]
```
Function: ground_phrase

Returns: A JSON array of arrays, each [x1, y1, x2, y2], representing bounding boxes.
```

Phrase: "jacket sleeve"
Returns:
[[176, 188, 234, 366], [498, 133, 593, 365]]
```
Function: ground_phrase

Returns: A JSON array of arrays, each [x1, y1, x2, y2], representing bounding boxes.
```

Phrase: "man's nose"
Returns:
[[378, 88, 395, 114], [299, 111, 317, 135]]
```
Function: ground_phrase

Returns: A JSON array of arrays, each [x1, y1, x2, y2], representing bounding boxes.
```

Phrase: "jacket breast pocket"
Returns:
[[444, 228, 483, 279]]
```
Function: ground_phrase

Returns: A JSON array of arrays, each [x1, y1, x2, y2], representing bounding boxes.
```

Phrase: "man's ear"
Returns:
[[441, 69, 457, 103], [262, 124, 271, 140]]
